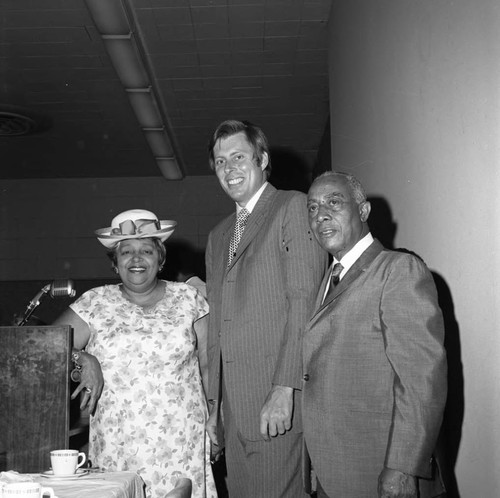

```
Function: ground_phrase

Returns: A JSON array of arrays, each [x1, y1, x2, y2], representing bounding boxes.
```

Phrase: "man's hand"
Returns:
[[206, 407, 219, 446], [71, 351, 104, 415], [206, 407, 225, 463], [259, 385, 294, 441], [378, 467, 417, 498]]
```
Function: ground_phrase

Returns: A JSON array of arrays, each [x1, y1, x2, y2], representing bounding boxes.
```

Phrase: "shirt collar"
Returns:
[[236, 182, 268, 215], [333, 232, 374, 279]]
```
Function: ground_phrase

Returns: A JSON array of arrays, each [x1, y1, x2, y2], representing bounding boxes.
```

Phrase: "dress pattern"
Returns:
[[70, 281, 217, 498]]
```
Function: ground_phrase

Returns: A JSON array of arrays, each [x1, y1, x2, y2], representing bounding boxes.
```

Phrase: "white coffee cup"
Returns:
[[50, 449, 86, 476], [2, 482, 55, 498]]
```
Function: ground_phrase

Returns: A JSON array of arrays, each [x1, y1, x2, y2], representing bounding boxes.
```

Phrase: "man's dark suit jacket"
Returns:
[[206, 183, 327, 441]]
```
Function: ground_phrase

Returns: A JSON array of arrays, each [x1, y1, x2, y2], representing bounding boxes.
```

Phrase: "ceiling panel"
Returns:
[[0, 0, 331, 179]]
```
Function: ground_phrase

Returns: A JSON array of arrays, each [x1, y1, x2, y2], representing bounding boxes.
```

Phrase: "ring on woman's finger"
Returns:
[[85, 387, 92, 393]]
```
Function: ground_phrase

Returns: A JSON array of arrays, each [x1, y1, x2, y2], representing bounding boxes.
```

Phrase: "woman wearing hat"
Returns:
[[53, 209, 217, 498]]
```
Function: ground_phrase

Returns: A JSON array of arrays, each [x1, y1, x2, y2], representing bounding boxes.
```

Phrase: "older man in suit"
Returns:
[[303, 171, 447, 498], [205, 120, 327, 497]]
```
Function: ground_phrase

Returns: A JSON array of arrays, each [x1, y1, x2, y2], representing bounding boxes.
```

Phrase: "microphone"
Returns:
[[48, 279, 76, 298], [16, 279, 76, 326]]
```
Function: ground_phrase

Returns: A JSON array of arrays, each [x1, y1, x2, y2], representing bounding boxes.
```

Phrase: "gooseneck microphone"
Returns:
[[48, 280, 77, 298], [16, 279, 76, 326]]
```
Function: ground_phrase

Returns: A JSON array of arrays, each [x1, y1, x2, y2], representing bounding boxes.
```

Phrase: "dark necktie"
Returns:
[[228, 208, 250, 266], [323, 262, 344, 303]]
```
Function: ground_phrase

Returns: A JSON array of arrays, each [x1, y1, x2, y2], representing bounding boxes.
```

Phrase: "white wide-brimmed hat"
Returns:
[[95, 209, 177, 249]]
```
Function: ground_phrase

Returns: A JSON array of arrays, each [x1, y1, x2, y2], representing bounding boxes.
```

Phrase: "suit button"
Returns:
[[303, 373, 310, 381]]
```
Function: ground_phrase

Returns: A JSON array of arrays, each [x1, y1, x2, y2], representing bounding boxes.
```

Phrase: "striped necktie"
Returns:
[[323, 262, 344, 302], [228, 208, 250, 266]]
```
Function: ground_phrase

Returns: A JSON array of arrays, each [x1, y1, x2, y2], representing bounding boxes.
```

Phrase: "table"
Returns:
[[31, 471, 146, 498]]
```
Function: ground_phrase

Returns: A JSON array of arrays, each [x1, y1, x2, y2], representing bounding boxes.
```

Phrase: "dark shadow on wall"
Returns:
[[268, 146, 312, 193], [367, 196, 398, 250], [431, 272, 463, 498], [269, 114, 332, 192], [161, 239, 229, 497], [367, 195, 463, 498], [161, 239, 206, 284], [312, 115, 332, 180]]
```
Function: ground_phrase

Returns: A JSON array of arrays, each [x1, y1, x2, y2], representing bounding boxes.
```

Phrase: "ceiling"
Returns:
[[0, 0, 331, 180]]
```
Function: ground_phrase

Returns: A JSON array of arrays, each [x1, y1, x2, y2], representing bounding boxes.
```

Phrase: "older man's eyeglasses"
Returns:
[[308, 198, 348, 214]]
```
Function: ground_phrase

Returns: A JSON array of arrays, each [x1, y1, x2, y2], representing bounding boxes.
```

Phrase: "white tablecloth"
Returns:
[[31, 471, 146, 498]]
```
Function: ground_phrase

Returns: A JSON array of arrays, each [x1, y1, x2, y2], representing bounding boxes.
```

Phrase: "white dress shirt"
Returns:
[[236, 181, 268, 215], [322, 232, 374, 302]]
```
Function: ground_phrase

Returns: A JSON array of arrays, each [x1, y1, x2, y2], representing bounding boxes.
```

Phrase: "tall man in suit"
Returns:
[[303, 171, 447, 498], [205, 120, 327, 497]]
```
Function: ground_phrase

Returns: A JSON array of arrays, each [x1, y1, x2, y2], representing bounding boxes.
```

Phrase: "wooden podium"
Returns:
[[0, 325, 73, 473]]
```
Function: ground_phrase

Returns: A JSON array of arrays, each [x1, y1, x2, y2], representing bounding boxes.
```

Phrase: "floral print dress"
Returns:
[[70, 281, 217, 498]]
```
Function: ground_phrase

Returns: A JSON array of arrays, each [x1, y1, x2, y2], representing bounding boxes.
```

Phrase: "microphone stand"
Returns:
[[16, 284, 51, 326]]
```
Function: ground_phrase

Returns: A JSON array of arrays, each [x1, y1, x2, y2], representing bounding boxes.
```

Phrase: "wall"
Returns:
[[0, 175, 233, 322], [0, 175, 232, 280], [329, 1, 500, 496]]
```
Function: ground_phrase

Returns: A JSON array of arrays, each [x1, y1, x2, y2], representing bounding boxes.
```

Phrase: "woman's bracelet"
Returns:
[[70, 349, 83, 382]]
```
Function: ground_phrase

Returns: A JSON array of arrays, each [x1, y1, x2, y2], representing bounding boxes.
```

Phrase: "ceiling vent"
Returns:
[[0, 107, 51, 137]]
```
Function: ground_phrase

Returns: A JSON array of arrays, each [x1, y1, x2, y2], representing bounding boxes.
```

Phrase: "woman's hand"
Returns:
[[71, 351, 104, 415], [53, 308, 102, 413]]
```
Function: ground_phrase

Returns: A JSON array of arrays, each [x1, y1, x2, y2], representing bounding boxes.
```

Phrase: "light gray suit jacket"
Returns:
[[302, 240, 447, 497], [206, 183, 327, 441]]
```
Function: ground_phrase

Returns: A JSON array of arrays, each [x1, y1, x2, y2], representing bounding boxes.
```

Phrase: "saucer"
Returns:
[[40, 469, 89, 479]]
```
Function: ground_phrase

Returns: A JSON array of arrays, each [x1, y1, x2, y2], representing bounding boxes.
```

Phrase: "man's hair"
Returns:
[[313, 171, 367, 205], [208, 119, 272, 177]]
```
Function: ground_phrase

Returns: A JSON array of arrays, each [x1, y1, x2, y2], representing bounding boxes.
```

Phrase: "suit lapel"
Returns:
[[212, 215, 235, 274], [222, 220, 234, 270], [226, 184, 277, 270], [308, 240, 385, 326], [313, 270, 330, 312]]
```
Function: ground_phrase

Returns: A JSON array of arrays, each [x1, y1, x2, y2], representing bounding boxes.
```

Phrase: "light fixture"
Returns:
[[101, 35, 150, 88], [84, 0, 184, 180], [142, 128, 174, 157], [126, 88, 163, 128], [84, 0, 129, 35], [156, 158, 183, 180]]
